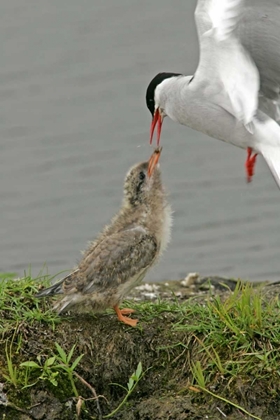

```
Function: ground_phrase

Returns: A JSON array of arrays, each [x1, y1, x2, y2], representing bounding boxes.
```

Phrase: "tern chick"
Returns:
[[36, 148, 172, 327]]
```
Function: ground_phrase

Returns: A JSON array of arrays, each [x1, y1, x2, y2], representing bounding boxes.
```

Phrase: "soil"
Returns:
[[0, 275, 279, 420]]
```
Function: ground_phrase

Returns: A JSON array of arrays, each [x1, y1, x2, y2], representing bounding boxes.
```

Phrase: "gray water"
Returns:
[[1, 0, 280, 283]]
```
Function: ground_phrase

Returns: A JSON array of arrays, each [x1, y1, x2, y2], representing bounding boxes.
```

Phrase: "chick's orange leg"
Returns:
[[113, 305, 138, 327], [245, 147, 258, 183]]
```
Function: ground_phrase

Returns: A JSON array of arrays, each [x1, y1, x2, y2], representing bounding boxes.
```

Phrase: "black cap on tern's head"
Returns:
[[146, 72, 182, 146], [146, 72, 182, 116]]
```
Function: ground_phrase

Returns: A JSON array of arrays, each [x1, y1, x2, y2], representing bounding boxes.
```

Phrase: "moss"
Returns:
[[0, 274, 280, 419]]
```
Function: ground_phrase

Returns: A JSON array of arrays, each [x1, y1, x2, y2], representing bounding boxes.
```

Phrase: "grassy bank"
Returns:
[[0, 272, 279, 419]]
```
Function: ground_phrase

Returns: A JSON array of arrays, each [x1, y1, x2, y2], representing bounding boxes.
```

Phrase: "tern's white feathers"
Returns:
[[147, 0, 280, 188]]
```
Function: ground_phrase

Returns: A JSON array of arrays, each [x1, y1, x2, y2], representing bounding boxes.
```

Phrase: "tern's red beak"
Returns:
[[148, 147, 162, 177], [150, 108, 163, 146]]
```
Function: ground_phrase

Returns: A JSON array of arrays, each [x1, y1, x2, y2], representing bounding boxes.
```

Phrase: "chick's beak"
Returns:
[[150, 108, 163, 146], [148, 147, 162, 177]]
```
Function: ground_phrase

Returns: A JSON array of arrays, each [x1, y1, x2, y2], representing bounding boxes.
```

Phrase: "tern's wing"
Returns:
[[74, 228, 158, 294], [35, 268, 79, 298], [237, 0, 280, 123], [36, 229, 158, 298], [193, 0, 259, 128], [194, 0, 239, 41], [194, 0, 280, 123]]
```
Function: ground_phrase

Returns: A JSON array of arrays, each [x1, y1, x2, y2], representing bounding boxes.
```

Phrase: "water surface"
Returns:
[[1, 0, 280, 282]]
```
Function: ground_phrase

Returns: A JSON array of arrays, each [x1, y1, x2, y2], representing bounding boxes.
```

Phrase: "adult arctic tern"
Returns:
[[146, 0, 280, 187]]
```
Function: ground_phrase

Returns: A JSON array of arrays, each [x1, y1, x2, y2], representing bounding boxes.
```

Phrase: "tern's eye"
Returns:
[[139, 171, 146, 181]]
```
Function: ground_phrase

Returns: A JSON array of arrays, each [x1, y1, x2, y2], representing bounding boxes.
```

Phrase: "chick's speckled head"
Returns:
[[123, 156, 162, 207]]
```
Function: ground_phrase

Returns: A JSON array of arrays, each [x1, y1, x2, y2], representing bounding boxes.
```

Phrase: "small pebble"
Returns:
[[181, 272, 200, 287], [136, 283, 160, 292]]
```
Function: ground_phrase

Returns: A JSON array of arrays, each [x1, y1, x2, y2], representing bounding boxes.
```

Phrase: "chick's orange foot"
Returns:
[[119, 308, 135, 315], [113, 305, 138, 327]]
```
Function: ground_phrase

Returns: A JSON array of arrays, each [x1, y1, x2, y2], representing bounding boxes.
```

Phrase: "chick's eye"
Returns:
[[139, 171, 146, 181]]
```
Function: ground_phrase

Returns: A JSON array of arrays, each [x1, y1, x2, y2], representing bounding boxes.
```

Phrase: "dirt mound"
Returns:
[[0, 275, 279, 419]]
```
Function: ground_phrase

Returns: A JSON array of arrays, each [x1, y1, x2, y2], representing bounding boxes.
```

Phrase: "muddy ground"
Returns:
[[0, 275, 280, 420]]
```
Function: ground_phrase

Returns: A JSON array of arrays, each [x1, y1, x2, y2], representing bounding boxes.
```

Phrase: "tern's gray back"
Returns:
[[238, 0, 280, 101]]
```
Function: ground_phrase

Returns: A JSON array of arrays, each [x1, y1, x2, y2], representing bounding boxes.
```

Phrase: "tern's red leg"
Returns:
[[245, 148, 258, 183], [113, 305, 138, 327]]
